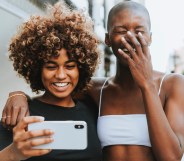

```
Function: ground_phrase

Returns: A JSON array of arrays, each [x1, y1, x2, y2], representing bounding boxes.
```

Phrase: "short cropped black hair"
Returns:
[[107, 1, 151, 31]]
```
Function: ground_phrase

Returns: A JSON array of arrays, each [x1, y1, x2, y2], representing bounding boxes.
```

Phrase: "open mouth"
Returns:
[[121, 48, 136, 57], [53, 82, 69, 87]]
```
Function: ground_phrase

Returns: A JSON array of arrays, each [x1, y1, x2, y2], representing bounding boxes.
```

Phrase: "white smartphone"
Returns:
[[28, 121, 87, 150]]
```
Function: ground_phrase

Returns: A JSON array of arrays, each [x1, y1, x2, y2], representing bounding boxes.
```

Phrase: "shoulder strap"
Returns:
[[158, 74, 168, 95], [98, 78, 109, 116]]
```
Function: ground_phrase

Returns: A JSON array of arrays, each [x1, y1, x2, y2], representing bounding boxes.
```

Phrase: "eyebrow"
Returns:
[[113, 26, 126, 29], [45, 60, 76, 64], [113, 25, 145, 29], [135, 25, 145, 29]]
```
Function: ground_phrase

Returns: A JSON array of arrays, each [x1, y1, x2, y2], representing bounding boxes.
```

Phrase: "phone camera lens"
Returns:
[[75, 125, 84, 129]]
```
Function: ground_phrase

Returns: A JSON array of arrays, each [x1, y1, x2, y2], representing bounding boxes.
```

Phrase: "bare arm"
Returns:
[[141, 75, 184, 161]]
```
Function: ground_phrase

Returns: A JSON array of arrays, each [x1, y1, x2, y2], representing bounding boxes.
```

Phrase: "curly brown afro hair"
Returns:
[[9, 2, 100, 95]]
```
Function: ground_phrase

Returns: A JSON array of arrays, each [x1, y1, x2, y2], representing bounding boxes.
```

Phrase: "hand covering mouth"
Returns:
[[121, 48, 136, 56]]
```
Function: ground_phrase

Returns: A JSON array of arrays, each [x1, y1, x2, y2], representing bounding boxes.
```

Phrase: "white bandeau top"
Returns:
[[97, 74, 168, 148]]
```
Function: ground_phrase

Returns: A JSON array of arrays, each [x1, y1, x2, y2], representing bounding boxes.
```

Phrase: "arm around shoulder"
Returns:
[[1, 91, 30, 128]]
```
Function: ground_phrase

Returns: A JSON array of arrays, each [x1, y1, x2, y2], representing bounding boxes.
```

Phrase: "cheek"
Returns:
[[110, 35, 123, 46], [143, 34, 152, 44], [41, 70, 53, 83], [74, 69, 79, 83], [69, 68, 79, 85]]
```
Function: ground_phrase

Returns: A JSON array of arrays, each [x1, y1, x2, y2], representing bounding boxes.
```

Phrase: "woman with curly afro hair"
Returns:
[[0, 1, 102, 161]]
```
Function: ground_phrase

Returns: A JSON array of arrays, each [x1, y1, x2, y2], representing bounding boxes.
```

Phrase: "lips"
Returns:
[[52, 82, 70, 92], [53, 82, 69, 87]]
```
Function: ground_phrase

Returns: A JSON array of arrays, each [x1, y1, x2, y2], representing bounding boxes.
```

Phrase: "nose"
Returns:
[[124, 31, 138, 46], [55, 67, 67, 79], [124, 31, 138, 40]]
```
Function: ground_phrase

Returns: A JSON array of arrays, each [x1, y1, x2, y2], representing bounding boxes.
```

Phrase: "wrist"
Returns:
[[2, 144, 20, 161], [9, 91, 26, 97], [140, 81, 157, 93], [8, 92, 29, 101]]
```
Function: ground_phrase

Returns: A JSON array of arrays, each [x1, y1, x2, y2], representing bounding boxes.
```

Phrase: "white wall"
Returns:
[[0, 0, 43, 114]]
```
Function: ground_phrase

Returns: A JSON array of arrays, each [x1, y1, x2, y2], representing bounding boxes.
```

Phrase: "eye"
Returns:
[[65, 63, 77, 70], [114, 30, 127, 35], [44, 64, 57, 70], [136, 30, 145, 34]]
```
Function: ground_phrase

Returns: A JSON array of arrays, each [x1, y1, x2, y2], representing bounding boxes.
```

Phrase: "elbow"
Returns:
[[159, 153, 183, 161]]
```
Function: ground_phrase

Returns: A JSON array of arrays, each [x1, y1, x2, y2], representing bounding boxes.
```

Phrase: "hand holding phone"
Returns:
[[28, 121, 87, 150]]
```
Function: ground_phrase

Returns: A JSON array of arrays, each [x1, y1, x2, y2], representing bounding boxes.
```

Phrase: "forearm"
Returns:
[[0, 144, 20, 161], [141, 83, 182, 161]]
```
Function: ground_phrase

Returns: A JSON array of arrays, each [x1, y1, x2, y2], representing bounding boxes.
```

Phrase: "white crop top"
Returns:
[[97, 74, 168, 148]]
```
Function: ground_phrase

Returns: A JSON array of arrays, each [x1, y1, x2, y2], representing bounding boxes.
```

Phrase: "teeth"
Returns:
[[123, 48, 128, 52], [122, 48, 136, 52], [53, 82, 68, 87]]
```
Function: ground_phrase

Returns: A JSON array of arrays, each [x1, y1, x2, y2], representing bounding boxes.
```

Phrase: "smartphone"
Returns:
[[28, 121, 87, 150]]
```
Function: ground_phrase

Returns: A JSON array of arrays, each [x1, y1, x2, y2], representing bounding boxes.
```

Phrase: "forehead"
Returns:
[[109, 8, 150, 30], [49, 48, 70, 62]]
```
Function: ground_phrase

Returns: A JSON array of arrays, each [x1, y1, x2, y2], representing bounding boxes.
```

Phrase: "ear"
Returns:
[[105, 33, 111, 47]]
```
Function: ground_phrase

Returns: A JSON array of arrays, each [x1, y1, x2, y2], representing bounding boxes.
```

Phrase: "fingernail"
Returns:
[[38, 116, 45, 121], [121, 37, 126, 42], [138, 32, 142, 36], [118, 48, 122, 52], [127, 31, 132, 35], [49, 130, 55, 134]]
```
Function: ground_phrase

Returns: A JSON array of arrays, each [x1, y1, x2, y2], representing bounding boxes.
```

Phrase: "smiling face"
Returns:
[[106, 5, 152, 65], [41, 48, 79, 103]]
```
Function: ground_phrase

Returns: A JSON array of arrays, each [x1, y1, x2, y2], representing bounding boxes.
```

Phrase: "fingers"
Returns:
[[118, 48, 135, 68], [119, 31, 150, 64], [121, 36, 139, 62], [1, 109, 7, 127], [1, 92, 29, 128], [21, 149, 52, 157], [1, 101, 12, 128], [10, 116, 53, 160], [14, 130, 54, 152], [8, 143, 52, 161], [11, 105, 21, 126], [17, 108, 30, 124], [138, 32, 151, 59], [25, 110, 30, 117], [127, 31, 144, 58], [23, 136, 53, 148], [16, 129, 54, 141], [14, 116, 45, 132]]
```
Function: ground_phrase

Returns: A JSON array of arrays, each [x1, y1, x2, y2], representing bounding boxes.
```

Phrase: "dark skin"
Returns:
[[2, 2, 184, 161]]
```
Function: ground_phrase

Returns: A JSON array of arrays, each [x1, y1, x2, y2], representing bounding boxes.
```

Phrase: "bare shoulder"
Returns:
[[88, 77, 109, 105], [90, 77, 108, 93], [91, 77, 107, 86], [163, 73, 184, 96]]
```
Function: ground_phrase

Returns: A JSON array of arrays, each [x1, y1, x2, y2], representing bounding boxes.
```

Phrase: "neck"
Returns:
[[114, 61, 137, 88], [39, 92, 75, 108]]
